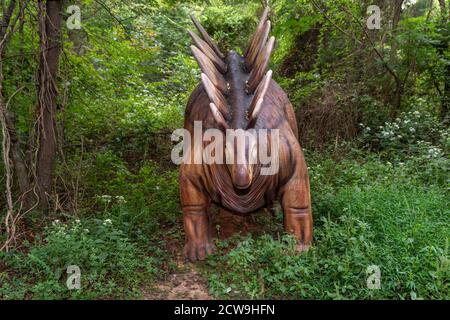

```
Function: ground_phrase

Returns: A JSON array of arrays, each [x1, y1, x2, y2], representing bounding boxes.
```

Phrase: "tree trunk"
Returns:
[[389, 0, 403, 56], [5, 112, 34, 208], [35, 0, 63, 210], [0, 0, 35, 211]]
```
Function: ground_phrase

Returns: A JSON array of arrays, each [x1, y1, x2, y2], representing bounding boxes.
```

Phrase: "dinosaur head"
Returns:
[[224, 129, 258, 189]]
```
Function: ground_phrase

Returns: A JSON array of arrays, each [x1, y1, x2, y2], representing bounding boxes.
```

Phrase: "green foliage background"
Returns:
[[0, 0, 448, 299]]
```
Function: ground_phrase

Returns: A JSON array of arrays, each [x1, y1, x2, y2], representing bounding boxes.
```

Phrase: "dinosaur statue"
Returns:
[[180, 7, 313, 261]]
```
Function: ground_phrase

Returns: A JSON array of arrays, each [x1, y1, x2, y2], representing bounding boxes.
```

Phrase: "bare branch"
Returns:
[[94, 0, 131, 40], [339, 4, 401, 85]]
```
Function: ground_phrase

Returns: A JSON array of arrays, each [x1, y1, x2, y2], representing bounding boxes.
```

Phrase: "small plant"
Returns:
[[203, 158, 449, 300], [359, 105, 447, 156], [0, 218, 161, 299]]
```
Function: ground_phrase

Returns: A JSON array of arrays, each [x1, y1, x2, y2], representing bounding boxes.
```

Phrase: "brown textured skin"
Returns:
[[180, 74, 313, 262]]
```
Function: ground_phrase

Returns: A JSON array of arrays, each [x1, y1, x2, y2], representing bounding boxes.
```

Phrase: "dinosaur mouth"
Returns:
[[233, 181, 252, 190]]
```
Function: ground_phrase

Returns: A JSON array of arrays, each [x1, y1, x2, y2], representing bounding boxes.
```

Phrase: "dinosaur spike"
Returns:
[[201, 73, 228, 116], [249, 70, 272, 116], [191, 14, 224, 59], [247, 98, 263, 126], [188, 30, 227, 73], [191, 46, 228, 93], [245, 20, 271, 71], [244, 7, 270, 58], [209, 103, 229, 130], [247, 36, 275, 93]]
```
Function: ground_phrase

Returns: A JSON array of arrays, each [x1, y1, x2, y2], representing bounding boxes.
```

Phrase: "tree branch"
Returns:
[[94, 0, 131, 39]]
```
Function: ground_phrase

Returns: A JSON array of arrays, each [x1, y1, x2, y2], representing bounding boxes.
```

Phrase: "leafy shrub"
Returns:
[[90, 150, 132, 197], [0, 218, 160, 299], [77, 156, 182, 243], [130, 162, 180, 223], [355, 105, 449, 185], [307, 148, 448, 190], [360, 110, 448, 151], [84, 151, 180, 217], [204, 179, 449, 299], [199, 3, 259, 53]]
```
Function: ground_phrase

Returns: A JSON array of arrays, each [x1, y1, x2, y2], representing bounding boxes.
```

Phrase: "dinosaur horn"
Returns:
[[209, 103, 229, 130], [246, 36, 275, 93], [247, 98, 263, 128], [191, 14, 224, 59], [201, 73, 228, 116], [244, 7, 270, 59], [191, 46, 228, 93], [188, 30, 227, 73], [245, 20, 271, 71], [247, 70, 272, 126], [249, 70, 272, 116]]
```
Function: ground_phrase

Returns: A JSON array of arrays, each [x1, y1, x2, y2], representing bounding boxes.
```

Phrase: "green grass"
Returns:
[[202, 156, 449, 300], [0, 217, 169, 299], [1, 152, 448, 300], [0, 159, 182, 300]]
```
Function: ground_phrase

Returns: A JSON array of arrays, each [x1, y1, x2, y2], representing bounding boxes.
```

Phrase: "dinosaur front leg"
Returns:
[[280, 174, 313, 251], [180, 175, 216, 261]]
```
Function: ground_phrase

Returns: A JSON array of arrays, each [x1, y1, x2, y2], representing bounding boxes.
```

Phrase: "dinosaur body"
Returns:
[[181, 8, 313, 261]]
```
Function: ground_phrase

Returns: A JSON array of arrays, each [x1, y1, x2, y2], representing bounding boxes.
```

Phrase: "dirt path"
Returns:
[[143, 208, 275, 300], [144, 262, 212, 300]]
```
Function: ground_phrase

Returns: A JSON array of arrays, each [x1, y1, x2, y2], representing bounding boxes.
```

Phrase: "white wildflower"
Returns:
[[100, 195, 112, 204], [427, 147, 442, 158], [116, 195, 127, 204]]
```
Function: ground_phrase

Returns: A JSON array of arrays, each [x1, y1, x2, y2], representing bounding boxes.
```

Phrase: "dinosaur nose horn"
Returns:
[[233, 165, 252, 189]]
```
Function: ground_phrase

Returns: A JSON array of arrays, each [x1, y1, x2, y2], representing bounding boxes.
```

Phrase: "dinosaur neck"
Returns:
[[225, 50, 252, 129]]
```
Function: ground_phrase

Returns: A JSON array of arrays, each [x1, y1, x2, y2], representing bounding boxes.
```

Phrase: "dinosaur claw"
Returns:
[[296, 243, 310, 252], [184, 242, 216, 262]]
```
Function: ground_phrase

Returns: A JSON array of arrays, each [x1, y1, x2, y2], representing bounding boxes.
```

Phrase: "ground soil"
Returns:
[[143, 207, 276, 300]]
